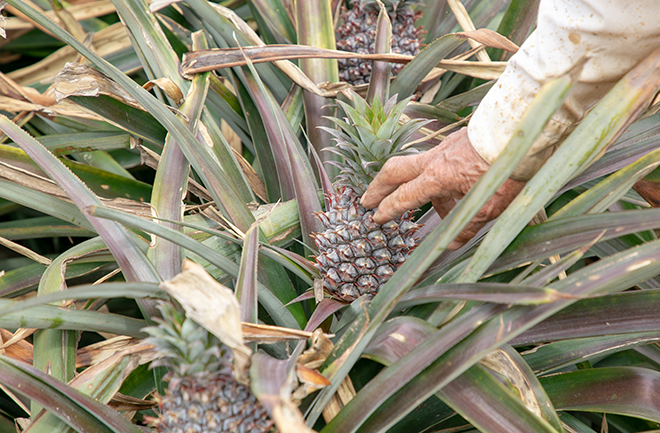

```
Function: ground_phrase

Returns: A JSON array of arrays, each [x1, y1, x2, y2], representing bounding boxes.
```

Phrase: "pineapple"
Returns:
[[145, 302, 273, 433], [336, 0, 423, 85], [313, 92, 427, 302]]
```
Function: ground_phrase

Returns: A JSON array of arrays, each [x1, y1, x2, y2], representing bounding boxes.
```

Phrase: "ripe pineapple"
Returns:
[[313, 92, 427, 302], [145, 302, 273, 433], [336, 0, 423, 85]]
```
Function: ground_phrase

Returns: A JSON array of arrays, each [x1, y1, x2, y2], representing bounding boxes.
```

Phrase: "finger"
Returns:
[[360, 153, 425, 209], [432, 197, 457, 219], [447, 178, 526, 249], [372, 172, 451, 224]]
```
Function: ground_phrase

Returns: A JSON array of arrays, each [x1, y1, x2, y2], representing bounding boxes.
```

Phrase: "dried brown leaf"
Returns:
[[0, 328, 33, 364], [160, 259, 252, 383], [242, 322, 315, 343], [182, 45, 506, 82], [7, 23, 131, 86], [143, 77, 184, 106], [5, 0, 116, 31], [76, 336, 137, 368], [457, 29, 520, 54]]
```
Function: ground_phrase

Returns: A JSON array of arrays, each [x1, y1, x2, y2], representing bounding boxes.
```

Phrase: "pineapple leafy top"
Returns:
[[145, 302, 232, 381], [322, 91, 430, 193]]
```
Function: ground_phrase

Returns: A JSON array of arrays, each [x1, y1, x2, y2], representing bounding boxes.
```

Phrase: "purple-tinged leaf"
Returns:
[[552, 146, 660, 219], [361, 317, 561, 433], [250, 351, 313, 433], [320, 303, 508, 432], [304, 298, 345, 333], [512, 290, 660, 345], [267, 245, 319, 283], [561, 112, 660, 194], [286, 291, 315, 306], [363, 317, 436, 365], [309, 67, 579, 427], [308, 142, 333, 207], [237, 223, 260, 323], [330, 230, 660, 432], [295, 0, 340, 171], [242, 58, 323, 243], [396, 283, 576, 309], [0, 116, 161, 321], [149, 31, 210, 280], [523, 332, 660, 374], [366, 3, 392, 104], [541, 367, 660, 422], [489, 209, 660, 275], [0, 356, 142, 433], [521, 241, 595, 287]]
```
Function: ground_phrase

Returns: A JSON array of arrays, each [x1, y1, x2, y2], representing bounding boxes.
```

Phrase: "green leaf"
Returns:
[[390, 34, 466, 100], [309, 63, 578, 428], [0, 356, 142, 433], [354, 237, 660, 432], [0, 115, 161, 327], [395, 283, 575, 309], [242, 62, 323, 243], [0, 298, 147, 336], [0, 282, 164, 318], [0, 216, 94, 240], [541, 367, 660, 422], [88, 205, 302, 329], [460, 47, 660, 283], [512, 290, 660, 345], [523, 332, 660, 375], [237, 223, 260, 324]]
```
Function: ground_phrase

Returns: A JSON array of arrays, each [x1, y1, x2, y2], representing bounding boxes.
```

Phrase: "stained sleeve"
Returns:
[[467, 0, 660, 181]]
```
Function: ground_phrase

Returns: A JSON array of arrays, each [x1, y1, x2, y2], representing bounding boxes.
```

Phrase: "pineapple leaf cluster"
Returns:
[[3, 0, 660, 432], [322, 92, 430, 193]]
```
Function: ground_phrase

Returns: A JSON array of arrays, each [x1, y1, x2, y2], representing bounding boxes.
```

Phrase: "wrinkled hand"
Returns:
[[360, 128, 526, 249]]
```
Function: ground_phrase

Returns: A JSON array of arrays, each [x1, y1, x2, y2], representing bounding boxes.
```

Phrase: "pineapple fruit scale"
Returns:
[[336, 0, 423, 85], [313, 92, 429, 302]]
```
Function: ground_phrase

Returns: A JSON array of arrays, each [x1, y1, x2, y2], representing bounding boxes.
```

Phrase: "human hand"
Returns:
[[360, 128, 526, 249]]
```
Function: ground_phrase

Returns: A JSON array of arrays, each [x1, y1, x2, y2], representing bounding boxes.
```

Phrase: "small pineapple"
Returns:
[[336, 0, 423, 85], [313, 92, 427, 302], [145, 302, 273, 433]]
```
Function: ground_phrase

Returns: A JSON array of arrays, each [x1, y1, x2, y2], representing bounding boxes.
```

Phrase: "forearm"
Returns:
[[468, 0, 660, 181]]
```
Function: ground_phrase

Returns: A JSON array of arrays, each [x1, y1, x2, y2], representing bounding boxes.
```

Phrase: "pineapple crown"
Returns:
[[321, 91, 430, 194], [145, 302, 232, 380]]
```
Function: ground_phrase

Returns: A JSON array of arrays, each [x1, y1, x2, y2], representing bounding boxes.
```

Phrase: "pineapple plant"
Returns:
[[145, 302, 273, 433], [336, 0, 423, 85], [313, 92, 427, 302]]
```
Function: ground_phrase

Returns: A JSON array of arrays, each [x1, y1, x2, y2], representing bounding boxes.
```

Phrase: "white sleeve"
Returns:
[[467, 0, 660, 181]]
